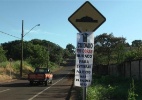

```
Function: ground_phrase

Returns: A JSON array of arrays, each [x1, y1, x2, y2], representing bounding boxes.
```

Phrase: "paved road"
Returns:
[[0, 66, 74, 100]]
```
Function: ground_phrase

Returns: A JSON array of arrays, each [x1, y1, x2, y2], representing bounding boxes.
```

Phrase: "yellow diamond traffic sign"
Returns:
[[68, 1, 106, 32]]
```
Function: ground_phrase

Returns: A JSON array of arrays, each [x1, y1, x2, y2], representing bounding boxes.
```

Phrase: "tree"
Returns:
[[63, 49, 71, 59], [66, 43, 75, 55], [132, 40, 142, 52], [50, 46, 64, 65], [30, 39, 64, 65], [132, 40, 142, 47], [94, 33, 126, 65], [1, 39, 74, 67], [0, 46, 7, 62], [2, 40, 21, 60], [25, 43, 49, 67]]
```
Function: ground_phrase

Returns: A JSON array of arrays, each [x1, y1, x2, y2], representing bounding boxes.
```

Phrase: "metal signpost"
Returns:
[[68, 1, 106, 100]]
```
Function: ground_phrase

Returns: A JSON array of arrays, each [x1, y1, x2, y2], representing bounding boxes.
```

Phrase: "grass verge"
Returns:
[[85, 75, 142, 100]]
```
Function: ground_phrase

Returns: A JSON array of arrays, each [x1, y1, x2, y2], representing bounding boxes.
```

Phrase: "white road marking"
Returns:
[[0, 89, 10, 93], [28, 72, 70, 100]]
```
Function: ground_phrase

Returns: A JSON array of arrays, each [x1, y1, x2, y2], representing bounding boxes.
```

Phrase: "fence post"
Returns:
[[9, 58, 13, 78], [130, 61, 131, 77], [123, 62, 125, 77], [139, 59, 141, 80]]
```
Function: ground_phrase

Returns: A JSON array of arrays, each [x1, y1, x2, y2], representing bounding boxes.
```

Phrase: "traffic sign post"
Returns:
[[68, 1, 106, 33], [68, 1, 106, 100]]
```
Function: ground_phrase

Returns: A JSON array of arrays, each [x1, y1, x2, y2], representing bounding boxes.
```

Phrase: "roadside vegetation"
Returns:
[[1, 33, 142, 99], [79, 33, 142, 100], [0, 61, 33, 80], [0, 39, 75, 79], [86, 75, 142, 100], [0, 60, 62, 80]]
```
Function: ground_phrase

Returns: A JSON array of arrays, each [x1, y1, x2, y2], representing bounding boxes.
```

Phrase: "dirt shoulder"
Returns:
[[0, 66, 63, 84], [0, 75, 17, 84]]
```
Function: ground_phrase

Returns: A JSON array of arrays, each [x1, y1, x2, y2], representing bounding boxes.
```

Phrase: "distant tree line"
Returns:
[[0, 33, 142, 67], [94, 33, 142, 65], [0, 39, 75, 68]]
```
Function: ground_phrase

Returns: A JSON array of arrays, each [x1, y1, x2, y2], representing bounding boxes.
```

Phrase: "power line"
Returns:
[[0, 31, 20, 39]]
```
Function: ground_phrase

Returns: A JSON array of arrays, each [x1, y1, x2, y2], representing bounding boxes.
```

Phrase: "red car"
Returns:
[[28, 67, 53, 86]]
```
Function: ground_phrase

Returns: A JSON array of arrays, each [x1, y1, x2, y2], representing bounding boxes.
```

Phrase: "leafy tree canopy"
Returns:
[[94, 33, 126, 65], [132, 40, 142, 47], [1, 39, 65, 66], [0, 46, 7, 62], [66, 43, 75, 54]]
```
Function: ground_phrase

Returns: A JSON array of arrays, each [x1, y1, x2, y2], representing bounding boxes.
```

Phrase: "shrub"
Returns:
[[128, 79, 138, 100], [86, 75, 142, 100]]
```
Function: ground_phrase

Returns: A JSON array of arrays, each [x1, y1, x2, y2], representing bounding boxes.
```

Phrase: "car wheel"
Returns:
[[45, 81, 48, 86], [30, 81, 33, 86]]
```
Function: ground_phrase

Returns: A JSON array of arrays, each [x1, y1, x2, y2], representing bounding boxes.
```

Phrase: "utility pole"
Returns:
[[20, 20, 40, 78], [0, 20, 39, 78], [20, 20, 24, 78]]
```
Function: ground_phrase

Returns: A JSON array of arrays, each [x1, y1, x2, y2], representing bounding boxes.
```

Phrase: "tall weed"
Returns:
[[0, 61, 9, 68], [86, 75, 142, 100], [128, 78, 138, 100]]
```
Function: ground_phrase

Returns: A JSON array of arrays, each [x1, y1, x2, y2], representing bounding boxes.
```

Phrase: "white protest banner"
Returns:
[[74, 32, 94, 87]]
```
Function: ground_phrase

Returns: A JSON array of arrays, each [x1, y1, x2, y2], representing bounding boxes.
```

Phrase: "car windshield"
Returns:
[[35, 68, 49, 73]]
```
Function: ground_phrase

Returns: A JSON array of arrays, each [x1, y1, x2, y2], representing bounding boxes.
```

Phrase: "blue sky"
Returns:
[[0, 0, 142, 48]]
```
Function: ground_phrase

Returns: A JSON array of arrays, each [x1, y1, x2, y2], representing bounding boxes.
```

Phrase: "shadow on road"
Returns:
[[0, 73, 74, 87]]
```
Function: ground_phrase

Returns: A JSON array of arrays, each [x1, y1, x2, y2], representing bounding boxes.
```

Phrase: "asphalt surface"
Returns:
[[0, 66, 75, 100]]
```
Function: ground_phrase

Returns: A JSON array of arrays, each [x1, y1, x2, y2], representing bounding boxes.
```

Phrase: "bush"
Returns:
[[85, 75, 142, 100], [0, 46, 7, 62], [48, 62, 59, 71], [0, 61, 9, 68], [12, 61, 20, 70], [128, 79, 138, 100]]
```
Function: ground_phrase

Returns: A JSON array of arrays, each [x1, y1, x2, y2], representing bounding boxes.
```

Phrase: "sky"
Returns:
[[0, 0, 142, 49]]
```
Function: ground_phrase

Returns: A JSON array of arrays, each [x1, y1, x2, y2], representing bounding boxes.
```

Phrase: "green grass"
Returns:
[[0, 61, 34, 78], [84, 75, 142, 100], [0, 60, 62, 79], [0, 61, 9, 68]]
